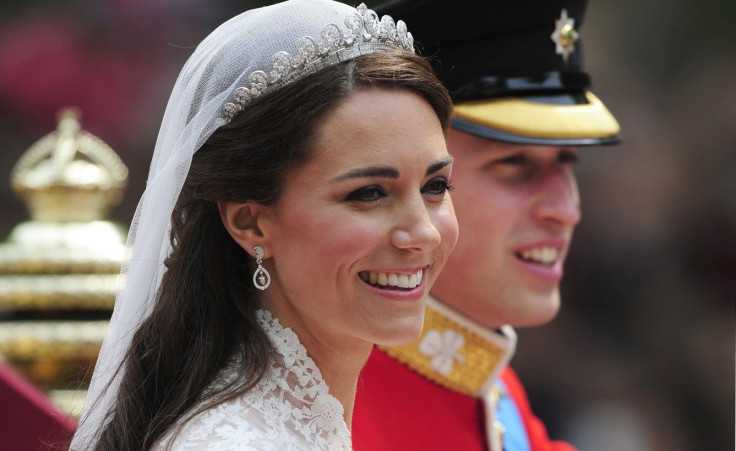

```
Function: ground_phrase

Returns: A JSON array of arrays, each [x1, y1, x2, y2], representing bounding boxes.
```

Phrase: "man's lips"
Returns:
[[511, 239, 568, 282], [513, 239, 567, 267]]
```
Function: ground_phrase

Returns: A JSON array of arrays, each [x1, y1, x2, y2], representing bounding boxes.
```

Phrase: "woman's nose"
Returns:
[[391, 197, 443, 252]]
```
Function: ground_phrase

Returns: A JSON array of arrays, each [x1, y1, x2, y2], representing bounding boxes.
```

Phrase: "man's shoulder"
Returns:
[[353, 347, 486, 451]]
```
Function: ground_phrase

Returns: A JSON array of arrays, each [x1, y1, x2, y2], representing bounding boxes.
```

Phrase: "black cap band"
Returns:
[[452, 71, 592, 102]]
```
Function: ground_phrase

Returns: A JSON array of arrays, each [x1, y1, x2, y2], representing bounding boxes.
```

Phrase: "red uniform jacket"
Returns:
[[353, 345, 575, 450]]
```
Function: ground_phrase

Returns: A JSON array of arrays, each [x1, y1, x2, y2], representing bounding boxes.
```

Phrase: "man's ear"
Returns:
[[218, 201, 270, 258]]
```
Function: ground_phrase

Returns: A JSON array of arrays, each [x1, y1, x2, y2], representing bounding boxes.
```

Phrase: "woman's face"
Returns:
[[258, 88, 458, 351]]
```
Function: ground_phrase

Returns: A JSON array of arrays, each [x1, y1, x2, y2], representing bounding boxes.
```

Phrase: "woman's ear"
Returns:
[[218, 201, 270, 258]]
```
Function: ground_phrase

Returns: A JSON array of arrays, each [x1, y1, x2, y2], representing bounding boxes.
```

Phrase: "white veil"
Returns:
[[71, 0, 413, 447]]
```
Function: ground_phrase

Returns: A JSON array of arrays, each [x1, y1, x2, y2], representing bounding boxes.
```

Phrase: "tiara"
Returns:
[[223, 3, 415, 123]]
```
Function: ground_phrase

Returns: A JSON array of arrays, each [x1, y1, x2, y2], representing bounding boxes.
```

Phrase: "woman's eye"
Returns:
[[345, 185, 387, 202], [422, 177, 453, 195]]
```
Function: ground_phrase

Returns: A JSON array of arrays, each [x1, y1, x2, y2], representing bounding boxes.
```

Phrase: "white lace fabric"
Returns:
[[154, 310, 351, 451]]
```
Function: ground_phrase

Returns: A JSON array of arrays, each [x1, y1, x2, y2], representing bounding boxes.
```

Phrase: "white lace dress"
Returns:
[[153, 310, 352, 450]]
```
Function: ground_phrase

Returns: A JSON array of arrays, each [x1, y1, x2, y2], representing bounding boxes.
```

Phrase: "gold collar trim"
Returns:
[[379, 297, 516, 397]]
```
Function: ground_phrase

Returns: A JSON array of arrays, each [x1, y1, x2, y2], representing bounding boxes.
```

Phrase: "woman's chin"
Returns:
[[372, 316, 426, 347]]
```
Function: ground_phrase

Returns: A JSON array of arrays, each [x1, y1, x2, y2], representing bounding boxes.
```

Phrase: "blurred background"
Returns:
[[0, 0, 733, 449]]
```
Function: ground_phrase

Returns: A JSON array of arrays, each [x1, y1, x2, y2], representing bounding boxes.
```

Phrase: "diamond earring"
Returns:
[[252, 246, 271, 290]]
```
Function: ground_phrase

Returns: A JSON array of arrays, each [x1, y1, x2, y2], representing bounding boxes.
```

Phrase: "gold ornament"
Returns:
[[0, 108, 129, 417], [551, 8, 579, 63]]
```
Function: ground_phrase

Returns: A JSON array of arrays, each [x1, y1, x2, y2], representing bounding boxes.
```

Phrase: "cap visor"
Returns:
[[452, 91, 621, 146]]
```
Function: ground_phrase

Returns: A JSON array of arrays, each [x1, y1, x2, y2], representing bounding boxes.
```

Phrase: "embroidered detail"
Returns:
[[379, 298, 512, 396], [418, 329, 466, 375], [223, 3, 414, 123], [155, 309, 351, 450]]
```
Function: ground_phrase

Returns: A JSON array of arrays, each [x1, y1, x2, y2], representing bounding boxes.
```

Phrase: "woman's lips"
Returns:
[[359, 268, 424, 289], [359, 267, 427, 301]]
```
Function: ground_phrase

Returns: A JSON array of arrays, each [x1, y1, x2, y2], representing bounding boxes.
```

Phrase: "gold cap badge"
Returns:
[[551, 8, 579, 63]]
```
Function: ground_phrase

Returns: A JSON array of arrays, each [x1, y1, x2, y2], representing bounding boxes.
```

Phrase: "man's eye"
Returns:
[[498, 154, 526, 165], [559, 152, 579, 164], [345, 185, 386, 202], [422, 177, 453, 195]]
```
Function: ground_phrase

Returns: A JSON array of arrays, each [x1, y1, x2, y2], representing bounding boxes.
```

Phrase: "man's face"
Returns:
[[431, 129, 581, 328]]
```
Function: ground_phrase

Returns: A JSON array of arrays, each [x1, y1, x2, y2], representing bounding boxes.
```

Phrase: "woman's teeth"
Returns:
[[517, 247, 559, 266], [359, 269, 423, 289]]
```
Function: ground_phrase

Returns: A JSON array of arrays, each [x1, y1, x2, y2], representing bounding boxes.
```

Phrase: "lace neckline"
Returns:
[[256, 309, 350, 423], [157, 309, 352, 450], [257, 308, 331, 383]]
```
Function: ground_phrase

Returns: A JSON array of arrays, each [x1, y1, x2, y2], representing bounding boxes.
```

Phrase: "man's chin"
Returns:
[[507, 291, 562, 327], [510, 311, 559, 328], [431, 287, 562, 329]]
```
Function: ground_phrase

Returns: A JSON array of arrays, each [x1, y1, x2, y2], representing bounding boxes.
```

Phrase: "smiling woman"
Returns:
[[69, 1, 456, 450], [224, 89, 456, 353]]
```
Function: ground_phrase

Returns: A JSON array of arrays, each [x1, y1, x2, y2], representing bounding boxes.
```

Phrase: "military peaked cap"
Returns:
[[376, 0, 621, 146]]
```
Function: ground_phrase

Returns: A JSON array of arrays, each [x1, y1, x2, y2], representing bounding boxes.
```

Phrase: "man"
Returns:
[[352, 0, 620, 450]]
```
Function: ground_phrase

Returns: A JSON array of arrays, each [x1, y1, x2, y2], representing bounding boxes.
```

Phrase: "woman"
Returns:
[[71, 1, 458, 449]]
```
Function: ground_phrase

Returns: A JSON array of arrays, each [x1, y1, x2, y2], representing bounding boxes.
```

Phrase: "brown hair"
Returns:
[[92, 50, 451, 450]]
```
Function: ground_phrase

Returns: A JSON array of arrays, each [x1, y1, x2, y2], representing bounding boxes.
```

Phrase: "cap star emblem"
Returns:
[[551, 8, 579, 63]]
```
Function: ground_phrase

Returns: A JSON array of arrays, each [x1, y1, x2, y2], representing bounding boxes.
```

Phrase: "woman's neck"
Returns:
[[263, 302, 373, 427], [301, 333, 373, 427]]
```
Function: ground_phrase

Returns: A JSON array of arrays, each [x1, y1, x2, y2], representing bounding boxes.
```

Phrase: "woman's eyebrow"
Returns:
[[331, 156, 453, 182], [426, 156, 454, 175], [331, 166, 399, 182]]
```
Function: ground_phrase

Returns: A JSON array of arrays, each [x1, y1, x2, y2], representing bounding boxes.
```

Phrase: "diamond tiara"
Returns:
[[223, 3, 415, 123]]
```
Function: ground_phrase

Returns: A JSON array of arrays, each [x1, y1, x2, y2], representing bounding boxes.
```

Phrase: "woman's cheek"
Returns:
[[324, 220, 384, 256]]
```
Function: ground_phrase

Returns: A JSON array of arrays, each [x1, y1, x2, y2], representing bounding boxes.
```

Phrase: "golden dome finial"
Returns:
[[10, 107, 129, 222]]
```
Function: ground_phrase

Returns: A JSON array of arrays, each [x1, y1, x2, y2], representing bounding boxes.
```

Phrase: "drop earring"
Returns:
[[252, 245, 271, 290]]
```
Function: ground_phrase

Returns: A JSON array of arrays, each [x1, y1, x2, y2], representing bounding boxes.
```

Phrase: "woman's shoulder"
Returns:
[[154, 369, 350, 450], [153, 393, 305, 450]]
